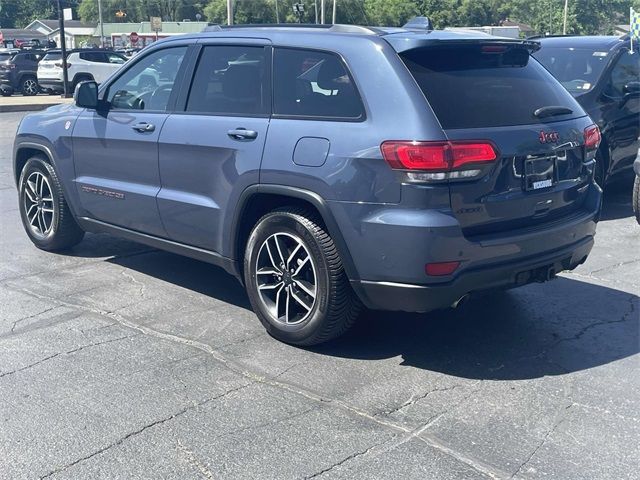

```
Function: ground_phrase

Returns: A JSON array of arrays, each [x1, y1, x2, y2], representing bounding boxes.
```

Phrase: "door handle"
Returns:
[[227, 128, 258, 140], [132, 122, 155, 133]]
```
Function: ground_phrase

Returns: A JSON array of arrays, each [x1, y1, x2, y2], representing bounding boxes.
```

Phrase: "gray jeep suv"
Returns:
[[14, 24, 602, 345]]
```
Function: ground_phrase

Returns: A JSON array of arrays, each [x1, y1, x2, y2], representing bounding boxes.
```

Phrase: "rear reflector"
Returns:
[[381, 141, 497, 172], [584, 124, 601, 150], [425, 261, 460, 276]]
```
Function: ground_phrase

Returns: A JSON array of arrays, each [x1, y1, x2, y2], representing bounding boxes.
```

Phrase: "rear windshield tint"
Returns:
[[401, 45, 584, 129], [42, 52, 62, 61]]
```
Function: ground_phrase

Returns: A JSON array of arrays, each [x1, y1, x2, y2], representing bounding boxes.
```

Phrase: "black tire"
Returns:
[[244, 207, 361, 346], [18, 156, 84, 251], [633, 175, 640, 225], [20, 75, 39, 96]]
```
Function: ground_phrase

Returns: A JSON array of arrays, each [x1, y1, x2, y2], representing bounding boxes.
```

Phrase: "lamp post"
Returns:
[[562, 0, 569, 34], [56, 0, 70, 98], [98, 0, 104, 47]]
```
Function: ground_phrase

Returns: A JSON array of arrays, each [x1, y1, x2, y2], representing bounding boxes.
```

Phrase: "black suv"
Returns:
[[534, 36, 640, 186], [0, 50, 45, 96]]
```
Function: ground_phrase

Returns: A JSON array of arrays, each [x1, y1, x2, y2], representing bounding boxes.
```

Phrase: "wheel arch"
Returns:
[[14, 143, 56, 186], [231, 185, 359, 283]]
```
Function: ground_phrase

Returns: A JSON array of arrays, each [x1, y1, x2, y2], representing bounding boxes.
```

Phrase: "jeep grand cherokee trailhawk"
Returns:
[[14, 23, 602, 345]]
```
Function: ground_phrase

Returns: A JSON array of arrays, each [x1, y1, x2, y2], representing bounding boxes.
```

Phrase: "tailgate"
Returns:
[[447, 118, 595, 236]]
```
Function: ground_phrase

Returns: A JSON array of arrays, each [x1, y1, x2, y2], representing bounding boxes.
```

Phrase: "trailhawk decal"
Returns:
[[80, 185, 125, 200]]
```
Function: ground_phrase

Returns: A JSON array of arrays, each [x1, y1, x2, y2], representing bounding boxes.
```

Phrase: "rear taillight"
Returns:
[[381, 140, 497, 180], [54, 62, 71, 68], [584, 125, 601, 150]]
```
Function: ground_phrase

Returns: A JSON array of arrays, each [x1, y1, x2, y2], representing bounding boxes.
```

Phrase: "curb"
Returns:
[[0, 103, 63, 113]]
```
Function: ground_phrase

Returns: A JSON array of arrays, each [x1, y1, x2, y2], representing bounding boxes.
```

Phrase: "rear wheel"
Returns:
[[244, 208, 360, 345], [633, 175, 640, 225], [18, 157, 84, 251], [72, 74, 93, 93], [21, 76, 39, 96]]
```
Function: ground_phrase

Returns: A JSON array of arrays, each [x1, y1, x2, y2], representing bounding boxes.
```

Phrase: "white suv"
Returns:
[[38, 50, 127, 93]]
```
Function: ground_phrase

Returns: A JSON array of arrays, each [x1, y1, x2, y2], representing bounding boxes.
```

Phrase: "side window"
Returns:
[[604, 50, 640, 98], [185, 45, 267, 115], [273, 48, 365, 120], [107, 53, 126, 65], [106, 47, 187, 111]]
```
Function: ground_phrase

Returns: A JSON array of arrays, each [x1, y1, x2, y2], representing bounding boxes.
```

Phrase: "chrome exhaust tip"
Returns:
[[451, 294, 469, 309]]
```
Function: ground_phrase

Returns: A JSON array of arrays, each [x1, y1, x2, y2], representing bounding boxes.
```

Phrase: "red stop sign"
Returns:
[[129, 32, 139, 44]]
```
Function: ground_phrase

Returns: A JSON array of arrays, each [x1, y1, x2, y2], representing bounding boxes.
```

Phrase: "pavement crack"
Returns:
[[377, 385, 460, 417], [39, 383, 251, 479], [10, 306, 60, 334], [121, 270, 147, 299], [304, 439, 389, 479], [510, 403, 573, 479], [0, 335, 133, 379]]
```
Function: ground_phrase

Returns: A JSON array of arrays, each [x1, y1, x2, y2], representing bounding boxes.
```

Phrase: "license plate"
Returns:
[[524, 156, 557, 191]]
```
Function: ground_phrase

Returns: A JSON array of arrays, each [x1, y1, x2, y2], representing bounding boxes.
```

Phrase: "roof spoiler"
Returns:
[[402, 16, 434, 31]]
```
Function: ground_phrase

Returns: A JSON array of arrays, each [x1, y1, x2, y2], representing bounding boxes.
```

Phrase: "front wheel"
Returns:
[[244, 208, 360, 346], [18, 157, 84, 251]]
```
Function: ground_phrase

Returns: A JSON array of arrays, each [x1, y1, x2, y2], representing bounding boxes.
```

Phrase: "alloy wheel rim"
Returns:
[[24, 79, 38, 95], [23, 171, 55, 238], [255, 232, 317, 325]]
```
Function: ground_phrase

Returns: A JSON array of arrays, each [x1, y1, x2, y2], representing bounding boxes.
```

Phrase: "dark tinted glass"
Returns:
[[533, 46, 610, 94], [42, 52, 62, 61], [401, 45, 583, 129], [273, 48, 364, 119], [603, 50, 640, 98], [186, 45, 267, 115], [80, 52, 104, 62], [0, 53, 11, 61]]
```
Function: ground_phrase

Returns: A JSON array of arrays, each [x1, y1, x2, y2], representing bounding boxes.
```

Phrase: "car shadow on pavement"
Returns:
[[107, 250, 253, 310], [312, 277, 639, 381]]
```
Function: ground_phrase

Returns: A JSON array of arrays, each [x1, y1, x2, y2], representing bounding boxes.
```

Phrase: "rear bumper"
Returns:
[[330, 182, 601, 312], [351, 236, 593, 312]]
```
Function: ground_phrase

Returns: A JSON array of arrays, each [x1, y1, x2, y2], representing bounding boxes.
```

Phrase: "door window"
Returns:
[[603, 50, 640, 99], [106, 53, 127, 64], [273, 48, 365, 119], [106, 47, 187, 111], [185, 45, 268, 115]]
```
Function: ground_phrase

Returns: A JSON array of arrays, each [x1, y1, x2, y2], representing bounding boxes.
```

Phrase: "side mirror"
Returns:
[[74, 80, 98, 109], [623, 81, 640, 97]]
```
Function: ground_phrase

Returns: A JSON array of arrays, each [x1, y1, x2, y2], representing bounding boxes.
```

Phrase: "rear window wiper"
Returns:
[[534, 106, 573, 118]]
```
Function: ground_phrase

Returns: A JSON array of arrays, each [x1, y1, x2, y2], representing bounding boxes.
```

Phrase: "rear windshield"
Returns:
[[0, 53, 13, 62], [42, 52, 62, 61], [401, 45, 584, 129], [533, 47, 610, 94]]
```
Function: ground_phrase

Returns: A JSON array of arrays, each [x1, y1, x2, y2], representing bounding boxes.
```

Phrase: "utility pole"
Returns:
[[275, 0, 279, 23], [314, 0, 318, 24], [562, 0, 569, 34], [56, 0, 70, 98], [332, 0, 336, 24], [321, 0, 325, 24], [227, 0, 233, 25], [97, 0, 105, 47]]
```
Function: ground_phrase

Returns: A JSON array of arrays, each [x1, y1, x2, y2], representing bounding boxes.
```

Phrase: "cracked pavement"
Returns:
[[1, 112, 638, 479]]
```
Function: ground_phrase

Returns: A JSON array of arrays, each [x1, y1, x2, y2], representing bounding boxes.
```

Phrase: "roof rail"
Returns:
[[328, 24, 379, 34], [200, 23, 380, 35]]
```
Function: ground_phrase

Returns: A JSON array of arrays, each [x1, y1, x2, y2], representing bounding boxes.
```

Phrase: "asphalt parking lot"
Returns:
[[0, 111, 638, 479]]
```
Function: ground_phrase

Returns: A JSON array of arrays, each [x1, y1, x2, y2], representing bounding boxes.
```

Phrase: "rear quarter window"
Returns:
[[401, 45, 584, 129]]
